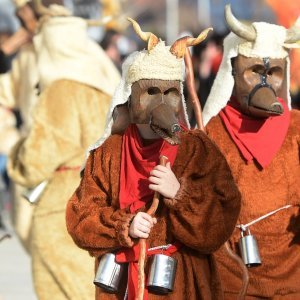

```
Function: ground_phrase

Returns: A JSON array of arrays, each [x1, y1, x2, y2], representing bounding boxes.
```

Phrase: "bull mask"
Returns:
[[111, 18, 211, 144], [232, 55, 286, 118], [225, 4, 300, 118]]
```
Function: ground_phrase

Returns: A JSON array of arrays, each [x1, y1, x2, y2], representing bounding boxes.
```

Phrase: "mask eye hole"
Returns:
[[252, 65, 265, 75], [164, 88, 178, 95], [147, 87, 160, 95], [267, 67, 282, 77]]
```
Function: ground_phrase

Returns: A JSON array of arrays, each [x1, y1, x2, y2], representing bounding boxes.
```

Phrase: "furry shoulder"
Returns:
[[177, 129, 230, 171], [90, 134, 123, 156], [290, 109, 300, 138]]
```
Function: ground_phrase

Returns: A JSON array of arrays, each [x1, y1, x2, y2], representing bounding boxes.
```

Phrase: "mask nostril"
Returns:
[[270, 102, 283, 113]]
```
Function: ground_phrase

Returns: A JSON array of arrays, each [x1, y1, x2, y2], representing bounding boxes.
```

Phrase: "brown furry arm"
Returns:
[[164, 131, 241, 253], [66, 143, 135, 257]]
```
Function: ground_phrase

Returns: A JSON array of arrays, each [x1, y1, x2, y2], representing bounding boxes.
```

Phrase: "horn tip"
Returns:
[[225, 3, 231, 11], [224, 3, 233, 21]]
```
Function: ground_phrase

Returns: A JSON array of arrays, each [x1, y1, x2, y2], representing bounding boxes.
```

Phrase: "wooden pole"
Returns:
[[136, 155, 168, 300], [184, 47, 205, 131]]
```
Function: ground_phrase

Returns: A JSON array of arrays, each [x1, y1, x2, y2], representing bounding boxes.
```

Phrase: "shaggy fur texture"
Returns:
[[8, 79, 112, 300], [66, 129, 241, 300], [206, 109, 300, 298]]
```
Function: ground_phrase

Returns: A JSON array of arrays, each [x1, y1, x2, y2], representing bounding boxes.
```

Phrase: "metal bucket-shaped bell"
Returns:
[[93, 253, 125, 293], [238, 228, 261, 268], [22, 180, 48, 204], [147, 254, 177, 294]]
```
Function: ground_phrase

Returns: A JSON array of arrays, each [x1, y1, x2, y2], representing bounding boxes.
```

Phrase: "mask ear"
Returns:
[[111, 103, 130, 135]]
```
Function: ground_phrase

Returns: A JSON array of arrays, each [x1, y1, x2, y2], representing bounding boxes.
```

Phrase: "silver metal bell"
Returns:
[[22, 180, 48, 204], [93, 253, 125, 293], [147, 254, 177, 294], [238, 228, 261, 268]]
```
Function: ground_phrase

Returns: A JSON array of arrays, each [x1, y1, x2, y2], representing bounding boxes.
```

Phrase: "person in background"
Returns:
[[0, 0, 62, 255], [7, 1, 120, 298], [0, 0, 39, 246]]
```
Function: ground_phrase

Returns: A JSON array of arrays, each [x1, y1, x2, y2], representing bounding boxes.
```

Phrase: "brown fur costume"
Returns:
[[206, 109, 300, 298], [66, 129, 241, 300]]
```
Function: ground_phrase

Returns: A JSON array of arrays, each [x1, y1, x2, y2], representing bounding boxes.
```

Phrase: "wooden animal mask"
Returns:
[[232, 55, 286, 118], [225, 4, 300, 118], [111, 18, 212, 144], [129, 79, 182, 144]]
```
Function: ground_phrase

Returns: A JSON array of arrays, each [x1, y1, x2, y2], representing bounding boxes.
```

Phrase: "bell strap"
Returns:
[[148, 241, 182, 256], [236, 204, 293, 232]]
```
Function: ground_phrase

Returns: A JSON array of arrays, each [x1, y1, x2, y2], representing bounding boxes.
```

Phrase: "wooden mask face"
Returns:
[[129, 79, 182, 144], [232, 54, 286, 118]]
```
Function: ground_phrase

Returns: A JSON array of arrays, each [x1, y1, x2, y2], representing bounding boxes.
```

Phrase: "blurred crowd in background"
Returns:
[[0, 0, 299, 297]]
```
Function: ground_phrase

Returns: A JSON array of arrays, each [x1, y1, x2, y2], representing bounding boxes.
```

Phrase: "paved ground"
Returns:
[[0, 193, 37, 300]]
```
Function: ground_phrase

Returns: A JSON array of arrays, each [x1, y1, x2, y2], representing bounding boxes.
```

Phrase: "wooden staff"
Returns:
[[137, 155, 168, 300], [184, 48, 205, 132], [137, 48, 203, 299]]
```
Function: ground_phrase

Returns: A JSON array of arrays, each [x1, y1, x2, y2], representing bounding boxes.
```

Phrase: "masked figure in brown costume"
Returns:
[[7, 1, 120, 299], [66, 18, 241, 300], [202, 5, 300, 299]]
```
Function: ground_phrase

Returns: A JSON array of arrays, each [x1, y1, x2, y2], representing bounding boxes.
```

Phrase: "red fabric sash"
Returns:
[[115, 242, 182, 300], [55, 166, 81, 172], [119, 124, 179, 213], [219, 97, 290, 168]]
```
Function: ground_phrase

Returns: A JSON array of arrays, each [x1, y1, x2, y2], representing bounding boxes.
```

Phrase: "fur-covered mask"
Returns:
[[232, 55, 286, 118]]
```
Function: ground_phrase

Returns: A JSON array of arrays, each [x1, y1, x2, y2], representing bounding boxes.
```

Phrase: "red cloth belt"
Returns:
[[115, 241, 182, 300], [55, 166, 81, 172]]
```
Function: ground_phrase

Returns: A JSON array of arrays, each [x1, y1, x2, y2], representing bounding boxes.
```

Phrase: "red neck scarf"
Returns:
[[219, 97, 290, 168], [119, 124, 178, 213]]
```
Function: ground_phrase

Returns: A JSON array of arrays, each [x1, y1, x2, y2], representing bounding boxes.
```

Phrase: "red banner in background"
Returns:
[[265, 0, 300, 96]]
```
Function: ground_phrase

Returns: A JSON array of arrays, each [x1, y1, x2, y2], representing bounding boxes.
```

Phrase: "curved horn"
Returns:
[[285, 17, 300, 43], [170, 28, 213, 59], [127, 17, 159, 51], [225, 4, 256, 42]]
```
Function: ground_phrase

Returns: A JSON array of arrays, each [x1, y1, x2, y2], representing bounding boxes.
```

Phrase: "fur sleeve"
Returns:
[[66, 140, 136, 257], [164, 130, 241, 253]]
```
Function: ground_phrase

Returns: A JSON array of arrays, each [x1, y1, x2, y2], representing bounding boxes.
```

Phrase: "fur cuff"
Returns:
[[163, 178, 188, 209], [116, 213, 136, 247]]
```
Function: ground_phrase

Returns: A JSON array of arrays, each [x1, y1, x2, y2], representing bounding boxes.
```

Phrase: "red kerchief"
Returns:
[[119, 124, 178, 212], [220, 98, 290, 168]]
